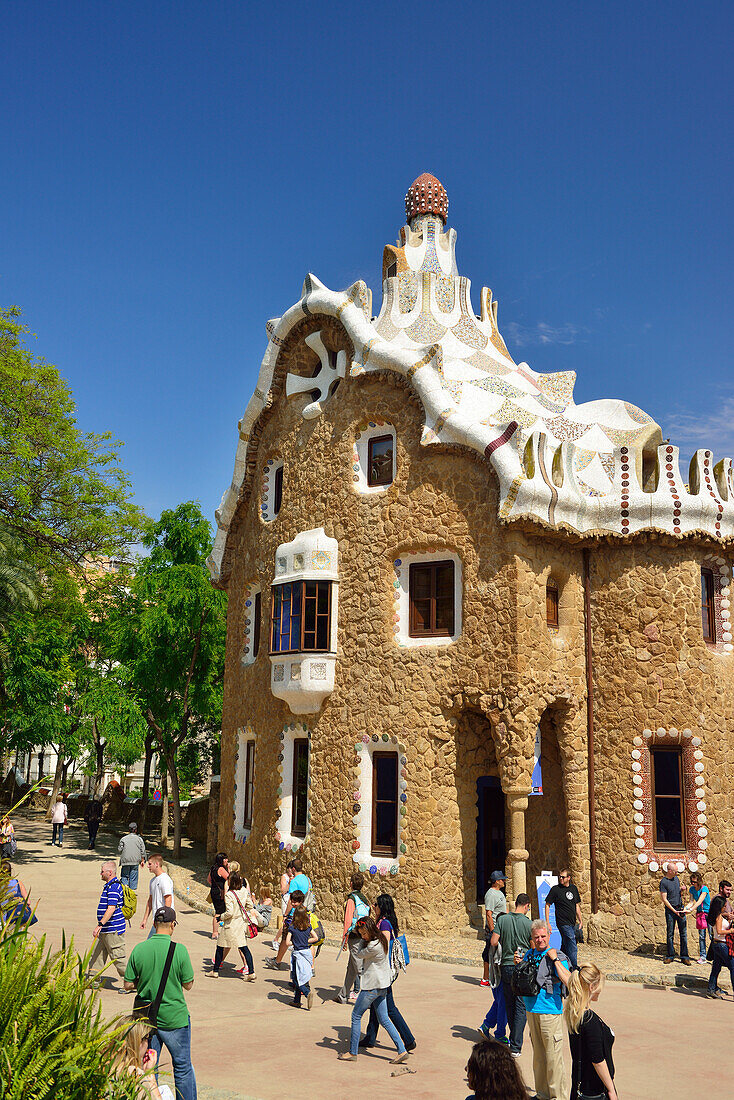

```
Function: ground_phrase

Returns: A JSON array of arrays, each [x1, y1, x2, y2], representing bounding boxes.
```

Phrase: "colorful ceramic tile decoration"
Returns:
[[207, 174, 734, 582], [352, 733, 407, 876], [634, 728, 707, 874]]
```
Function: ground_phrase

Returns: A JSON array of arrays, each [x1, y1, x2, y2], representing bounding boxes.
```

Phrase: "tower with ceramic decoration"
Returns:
[[209, 174, 734, 947]]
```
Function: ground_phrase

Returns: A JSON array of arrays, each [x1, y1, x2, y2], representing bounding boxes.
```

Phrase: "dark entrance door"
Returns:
[[476, 776, 506, 903]]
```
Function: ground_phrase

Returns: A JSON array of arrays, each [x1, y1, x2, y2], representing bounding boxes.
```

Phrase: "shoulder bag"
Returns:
[[511, 954, 540, 997], [233, 890, 259, 939], [133, 940, 176, 1026]]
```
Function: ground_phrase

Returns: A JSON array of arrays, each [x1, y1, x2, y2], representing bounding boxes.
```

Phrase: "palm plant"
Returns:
[[0, 522, 37, 627], [0, 787, 144, 1099]]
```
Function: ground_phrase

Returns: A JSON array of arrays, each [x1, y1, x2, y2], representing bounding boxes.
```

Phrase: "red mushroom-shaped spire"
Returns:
[[405, 173, 448, 223]]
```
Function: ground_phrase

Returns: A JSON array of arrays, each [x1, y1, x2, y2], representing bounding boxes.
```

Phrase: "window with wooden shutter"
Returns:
[[253, 591, 261, 658], [291, 738, 309, 837], [372, 752, 398, 856], [701, 567, 716, 643], [546, 580, 559, 629], [650, 747, 685, 849], [243, 741, 255, 828], [409, 560, 455, 637], [367, 434, 394, 487], [273, 464, 284, 517]]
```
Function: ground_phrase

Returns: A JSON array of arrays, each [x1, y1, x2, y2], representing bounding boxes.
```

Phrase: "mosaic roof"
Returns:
[[208, 183, 734, 580]]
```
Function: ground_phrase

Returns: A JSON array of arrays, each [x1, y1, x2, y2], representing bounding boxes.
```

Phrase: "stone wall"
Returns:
[[215, 312, 733, 948]]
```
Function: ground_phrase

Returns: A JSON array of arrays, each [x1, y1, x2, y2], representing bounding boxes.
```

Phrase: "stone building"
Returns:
[[208, 175, 734, 947]]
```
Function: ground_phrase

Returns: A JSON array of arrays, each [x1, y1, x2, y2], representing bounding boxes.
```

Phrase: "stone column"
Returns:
[[505, 791, 529, 901]]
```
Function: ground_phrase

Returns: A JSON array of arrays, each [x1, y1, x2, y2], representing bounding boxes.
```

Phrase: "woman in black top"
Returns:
[[209, 851, 229, 939], [564, 963, 618, 1100]]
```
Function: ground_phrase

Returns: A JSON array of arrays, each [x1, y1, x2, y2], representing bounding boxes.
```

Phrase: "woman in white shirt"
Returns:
[[338, 916, 408, 1063], [51, 795, 67, 847]]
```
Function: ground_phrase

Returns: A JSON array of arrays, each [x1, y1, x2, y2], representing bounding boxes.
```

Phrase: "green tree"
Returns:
[[0, 306, 144, 568], [114, 502, 226, 857]]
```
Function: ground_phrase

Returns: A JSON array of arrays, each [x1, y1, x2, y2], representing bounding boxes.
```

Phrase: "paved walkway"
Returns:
[[7, 812, 732, 1100]]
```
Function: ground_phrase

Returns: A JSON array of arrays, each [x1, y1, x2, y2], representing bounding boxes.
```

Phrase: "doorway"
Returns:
[[476, 776, 506, 903]]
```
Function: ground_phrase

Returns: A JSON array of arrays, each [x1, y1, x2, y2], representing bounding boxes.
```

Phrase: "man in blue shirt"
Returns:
[[88, 860, 129, 989], [517, 919, 570, 1100], [287, 859, 313, 909]]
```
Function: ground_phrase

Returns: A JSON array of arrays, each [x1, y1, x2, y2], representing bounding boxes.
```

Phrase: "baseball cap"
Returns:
[[490, 870, 507, 883], [128, 822, 138, 832], [153, 905, 176, 924]]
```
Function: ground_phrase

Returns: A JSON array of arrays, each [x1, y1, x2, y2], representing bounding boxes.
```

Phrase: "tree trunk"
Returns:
[[45, 749, 64, 820], [92, 720, 105, 797], [38, 749, 45, 781], [160, 769, 169, 847], [139, 731, 155, 828], [61, 757, 71, 788], [25, 751, 32, 785], [167, 750, 183, 860]]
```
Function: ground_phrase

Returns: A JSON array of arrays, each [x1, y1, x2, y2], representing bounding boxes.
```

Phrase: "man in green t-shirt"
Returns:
[[124, 905, 196, 1100], [490, 893, 532, 1055]]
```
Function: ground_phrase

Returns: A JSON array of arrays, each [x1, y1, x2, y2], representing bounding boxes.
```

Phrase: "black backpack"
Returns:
[[511, 954, 540, 998]]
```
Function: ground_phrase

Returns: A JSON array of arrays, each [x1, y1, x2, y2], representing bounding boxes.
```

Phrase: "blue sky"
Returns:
[[3, 1, 733, 525]]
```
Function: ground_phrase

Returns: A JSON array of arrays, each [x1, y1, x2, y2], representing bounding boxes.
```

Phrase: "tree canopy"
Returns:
[[0, 306, 144, 569]]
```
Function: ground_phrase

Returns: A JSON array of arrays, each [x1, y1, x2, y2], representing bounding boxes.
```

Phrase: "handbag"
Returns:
[[389, 933, 410, 982], [511, 955, 540, 997], [234, 891, 259, 939], [696, 911, 708, 930], [133, 939, 176, 1026]]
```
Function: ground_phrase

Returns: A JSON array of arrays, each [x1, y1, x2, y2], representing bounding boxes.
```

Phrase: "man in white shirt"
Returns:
[[141, 854, 175, 938]]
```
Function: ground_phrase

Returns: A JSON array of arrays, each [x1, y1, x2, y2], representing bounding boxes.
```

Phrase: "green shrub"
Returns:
[[0, 880, 144, 1098]]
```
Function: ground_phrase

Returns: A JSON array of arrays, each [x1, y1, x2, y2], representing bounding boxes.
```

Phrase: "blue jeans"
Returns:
[[665, 908, 689, 959], [365, 983, 415, 1047], [52, 823, 64, 845], [558, 923, 578, 969], [481, 980, 507, 1039], [698, 923, 712, 958], [290, 957, 311, 1004], [501, 963, 527, 1054], [350, 988, 406, 1056], [120, 864, 139, 890], [150, 1017, 197, 1100], [708, 941, 734, 992]]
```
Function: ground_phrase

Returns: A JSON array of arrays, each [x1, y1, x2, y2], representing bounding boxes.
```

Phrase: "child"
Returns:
[[285, 904, 318, 1010], [264, 889, 305, 968]]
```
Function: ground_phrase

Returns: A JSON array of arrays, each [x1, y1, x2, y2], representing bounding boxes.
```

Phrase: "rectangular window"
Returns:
[[409, 560, 455, 637], [701, 567, 716, 643], [367, 434, 394, 487], [651, 747, 685, 849], [291, 738, 309, 837], [372, 752, 398, 856], [270, 580, 332, 654], [273, 465, 284, 516], [253, 591, 261, 659], [546, 581, 559, 629], [243, 741, 255, 828]]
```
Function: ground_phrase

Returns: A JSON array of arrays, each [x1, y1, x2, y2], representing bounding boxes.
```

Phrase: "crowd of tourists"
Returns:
[[3, 806, 734, 1100]]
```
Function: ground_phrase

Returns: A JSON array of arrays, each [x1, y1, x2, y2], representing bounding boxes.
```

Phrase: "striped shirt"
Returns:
[[97, 877, 126, 934]]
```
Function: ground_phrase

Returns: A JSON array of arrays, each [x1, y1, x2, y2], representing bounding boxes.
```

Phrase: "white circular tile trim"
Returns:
[[649, 861, 659, 872], [635, 838, 645, 848], [638, 853, 648, 864], [697, 800, 706, 811], [689, 861, 698, 872], [634, 812, 644, 823], [632, 761, 642, 772], [693, 749, 703, 760], [634, 787, 644, 798], [676, 861, 685, 873], [699, 839, 708, 850], [698, 826, 708, 837], [631, 748, 641, 760], [692, 737, 701, 747], [633, 800, 643, 810], [633, 736, 643, 746], [697, 813, 707, 825], [699, 854, 707, 864]]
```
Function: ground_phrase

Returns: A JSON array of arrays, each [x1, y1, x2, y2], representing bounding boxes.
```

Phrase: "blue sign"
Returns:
[[536, 873, 561, 949], [153, 790, 162, 803], [530, 725, 542, 795]]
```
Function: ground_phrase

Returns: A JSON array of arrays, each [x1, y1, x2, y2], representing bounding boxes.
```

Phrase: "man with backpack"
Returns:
[[124, 905, 196, 1100], [88, 860, 129, 990], [515, 919, 570, 1100], [481, 892, 532, 1055], [334, 871, 370, 1004]]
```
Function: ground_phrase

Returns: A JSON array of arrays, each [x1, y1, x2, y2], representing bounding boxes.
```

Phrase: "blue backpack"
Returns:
[[348, 892, 371, 931]]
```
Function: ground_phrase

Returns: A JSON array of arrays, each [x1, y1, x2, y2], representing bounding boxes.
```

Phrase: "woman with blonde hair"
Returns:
[[114, 1017, 173, 1099], [564, 964, 618, 1100]]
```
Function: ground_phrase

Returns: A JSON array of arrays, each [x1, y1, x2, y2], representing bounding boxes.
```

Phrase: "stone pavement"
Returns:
[[7, 811, 732, 1100]]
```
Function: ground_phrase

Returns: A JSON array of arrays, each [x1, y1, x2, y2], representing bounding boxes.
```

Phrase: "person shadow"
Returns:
[[451, 1023, 483, 1044], [315, 1025, 351, 1053]]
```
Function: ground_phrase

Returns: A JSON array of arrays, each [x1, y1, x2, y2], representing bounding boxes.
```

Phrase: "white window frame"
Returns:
[[276, 722, 311, 850], [233, 726, 256, 843], [394, 550, 462, 648], [353, 423, 396, 495], [241, 584, 262, 667]]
